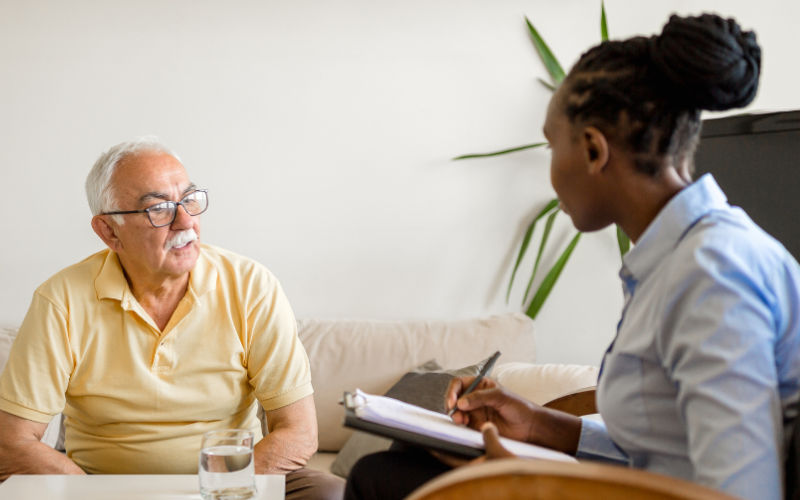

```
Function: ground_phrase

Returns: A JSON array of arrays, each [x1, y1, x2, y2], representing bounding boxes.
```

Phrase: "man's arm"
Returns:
[[0, 410, 84, 480], [253, 395, 318, 474]]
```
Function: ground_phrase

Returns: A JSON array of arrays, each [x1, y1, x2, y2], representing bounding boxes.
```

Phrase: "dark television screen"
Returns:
[[694, 110, 800, 261]]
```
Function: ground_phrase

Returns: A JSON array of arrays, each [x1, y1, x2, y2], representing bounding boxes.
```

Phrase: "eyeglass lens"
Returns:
[[148, 190, 208, 227]]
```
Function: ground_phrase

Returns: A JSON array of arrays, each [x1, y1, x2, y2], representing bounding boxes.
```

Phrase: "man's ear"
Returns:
[[582, 126, 610, 175], [91, 215, 122, 251]]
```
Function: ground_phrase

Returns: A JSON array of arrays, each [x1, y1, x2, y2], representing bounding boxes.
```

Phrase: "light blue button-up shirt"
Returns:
[[577, 174, 800, 499]]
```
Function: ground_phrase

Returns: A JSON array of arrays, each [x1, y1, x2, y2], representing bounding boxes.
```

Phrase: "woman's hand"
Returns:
[[445, 376, 583, 455], [446, 376, 539, 443], [430, 422, 516, 468]]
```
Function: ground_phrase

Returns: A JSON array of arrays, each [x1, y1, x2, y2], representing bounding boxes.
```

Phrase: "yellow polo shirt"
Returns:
[[0, 244, 313, 474]]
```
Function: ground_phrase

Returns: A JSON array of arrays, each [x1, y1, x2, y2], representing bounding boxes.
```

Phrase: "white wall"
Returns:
[[1, 0, 798, 365]]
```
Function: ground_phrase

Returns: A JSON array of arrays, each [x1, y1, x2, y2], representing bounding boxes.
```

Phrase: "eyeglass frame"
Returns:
[[101, 189, 209, 228]]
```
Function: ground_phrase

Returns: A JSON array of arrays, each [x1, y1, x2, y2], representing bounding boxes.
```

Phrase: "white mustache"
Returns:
[[164, 229, 198, 250]]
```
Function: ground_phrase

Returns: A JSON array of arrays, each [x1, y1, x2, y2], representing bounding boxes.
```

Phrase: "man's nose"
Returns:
[[171, 203, 194, 229]]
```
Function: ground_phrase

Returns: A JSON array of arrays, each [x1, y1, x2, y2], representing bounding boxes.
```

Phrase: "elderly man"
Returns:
[[0, 138, 344, 499]]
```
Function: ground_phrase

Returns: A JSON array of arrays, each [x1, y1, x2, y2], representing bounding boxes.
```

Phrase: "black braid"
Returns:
[[560, 14, 760, 176]]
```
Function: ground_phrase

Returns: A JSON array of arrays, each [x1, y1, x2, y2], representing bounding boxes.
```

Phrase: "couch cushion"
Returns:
[[297, 313, 536, 452], [493, 362, 599, 406], [307, 451, 338, 473]]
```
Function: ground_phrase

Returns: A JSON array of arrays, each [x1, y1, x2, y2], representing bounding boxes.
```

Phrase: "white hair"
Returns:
[[85, 136, 181, 223]]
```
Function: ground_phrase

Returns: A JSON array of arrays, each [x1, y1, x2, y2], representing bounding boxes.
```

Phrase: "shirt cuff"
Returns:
[[576, 415, 630, 465], [0, 396, 58, 424], [257, 382, 314, 412]]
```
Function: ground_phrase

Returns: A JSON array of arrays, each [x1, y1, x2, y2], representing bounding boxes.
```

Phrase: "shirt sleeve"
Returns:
[[576, 416, 630, 464], [657, 245, 783, 500], [245, 274, 313, 412], [0, 291, 72, 423]]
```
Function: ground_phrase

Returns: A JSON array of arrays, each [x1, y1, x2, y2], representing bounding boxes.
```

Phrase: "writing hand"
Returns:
[[446, 378, 538, 443], [445, 375, 497, 418], [445, 379, 583, 455]]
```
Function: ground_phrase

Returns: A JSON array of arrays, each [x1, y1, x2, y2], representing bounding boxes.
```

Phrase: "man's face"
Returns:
[[104, 151, 201, 283]]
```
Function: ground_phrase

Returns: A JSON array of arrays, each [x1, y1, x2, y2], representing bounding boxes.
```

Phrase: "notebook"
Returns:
[[342, 389, 577, 462]]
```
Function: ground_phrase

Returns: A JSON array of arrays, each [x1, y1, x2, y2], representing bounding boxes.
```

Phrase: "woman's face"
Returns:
[[543, 90, 609, 232]]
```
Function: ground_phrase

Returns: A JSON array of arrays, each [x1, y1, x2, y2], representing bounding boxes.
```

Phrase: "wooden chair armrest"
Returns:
[[406, 457, 737, 500], [542, 386, 597, 416]]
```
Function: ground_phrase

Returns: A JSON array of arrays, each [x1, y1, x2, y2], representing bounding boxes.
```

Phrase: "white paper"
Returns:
[[352, 389, 576, 462]]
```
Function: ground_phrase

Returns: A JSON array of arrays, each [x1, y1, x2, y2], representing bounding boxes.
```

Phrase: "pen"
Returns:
[[447, 350, 501, 417]]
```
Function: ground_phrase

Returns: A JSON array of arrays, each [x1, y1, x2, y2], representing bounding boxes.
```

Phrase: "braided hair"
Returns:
[[560, 14, 761, 176]]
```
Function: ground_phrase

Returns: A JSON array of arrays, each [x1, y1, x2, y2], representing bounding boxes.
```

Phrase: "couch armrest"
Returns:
[[543, 386, 596, 416], [493, 362, 599, 407]]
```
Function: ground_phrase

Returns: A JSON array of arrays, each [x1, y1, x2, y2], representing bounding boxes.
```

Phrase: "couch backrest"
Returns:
[[297, 313, 537, 451], [1, 314, 540, 454]]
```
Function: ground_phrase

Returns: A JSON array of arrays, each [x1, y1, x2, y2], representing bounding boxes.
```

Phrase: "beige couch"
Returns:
[[0, 313, 599, 477]]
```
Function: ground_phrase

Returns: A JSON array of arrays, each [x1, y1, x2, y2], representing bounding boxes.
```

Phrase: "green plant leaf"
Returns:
[[600, 1, 609, 41], [453, 142, 548, 160], [616, 224, 630, 258], [537, 78, 556, 92], [525, 17, 565, 86], [525, 232, 582, 320], [522, 208, 558, 305], [506, 199, 559, 302]]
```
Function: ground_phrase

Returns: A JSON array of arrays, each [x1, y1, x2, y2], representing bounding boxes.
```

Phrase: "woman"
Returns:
[[345, 13, 800, 500]]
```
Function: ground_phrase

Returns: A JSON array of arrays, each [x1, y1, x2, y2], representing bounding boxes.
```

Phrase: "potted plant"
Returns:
[[455, 2, 629, 320]]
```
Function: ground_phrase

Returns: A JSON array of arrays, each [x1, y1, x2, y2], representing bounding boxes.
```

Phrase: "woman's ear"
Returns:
[[91, 215, 122, 251], [582, 126, 610, 175]]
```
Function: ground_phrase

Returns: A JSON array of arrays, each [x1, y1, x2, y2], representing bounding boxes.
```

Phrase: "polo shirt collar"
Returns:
[[94, 250, 126, 301], [621, 173, 728, 286], [188, 244, 217, 298], [94, 245, 217, 302]]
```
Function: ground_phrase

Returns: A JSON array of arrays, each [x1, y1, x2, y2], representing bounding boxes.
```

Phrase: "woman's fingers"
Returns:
[[481, 422, 515, 459], [445, 377, 466, 415], [447, 376, 501, 424], [458, 386, 511, 413]]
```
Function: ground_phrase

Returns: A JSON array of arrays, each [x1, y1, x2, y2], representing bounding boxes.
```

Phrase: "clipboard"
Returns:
[[341, 390, 577, 463], [342, 391, 483, 458]]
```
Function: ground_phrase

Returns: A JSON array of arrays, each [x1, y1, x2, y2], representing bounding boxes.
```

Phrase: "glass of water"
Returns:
[[199, 429, 256, 500]]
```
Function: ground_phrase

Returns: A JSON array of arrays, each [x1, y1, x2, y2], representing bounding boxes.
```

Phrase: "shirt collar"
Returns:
[[94, 244, 217, 302], [189, 244, 217, 298], [620, 173, 728, 286], [94, 250, 127, 301]]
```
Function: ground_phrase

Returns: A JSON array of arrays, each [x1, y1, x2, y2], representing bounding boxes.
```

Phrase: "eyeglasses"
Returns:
[[102, 189, 209, 228]]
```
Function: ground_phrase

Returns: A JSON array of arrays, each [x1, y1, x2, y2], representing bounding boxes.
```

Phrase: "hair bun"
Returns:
[[648, 14, 761, 111]]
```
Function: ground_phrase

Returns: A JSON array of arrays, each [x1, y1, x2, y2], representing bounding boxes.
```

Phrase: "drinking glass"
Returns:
[[199, 429, 256, 500]]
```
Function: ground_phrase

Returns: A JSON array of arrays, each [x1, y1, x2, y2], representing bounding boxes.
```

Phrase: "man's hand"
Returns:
[[253, 395, 318, 475], [445, 376, 583, 455], [0, 410, 85, 480]]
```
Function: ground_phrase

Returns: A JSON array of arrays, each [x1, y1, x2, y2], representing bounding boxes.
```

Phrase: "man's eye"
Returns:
[[148, 203, 172, 214]]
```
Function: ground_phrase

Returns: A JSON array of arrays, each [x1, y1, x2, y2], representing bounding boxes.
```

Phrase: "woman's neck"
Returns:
[[615, 165, 690, 244]]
